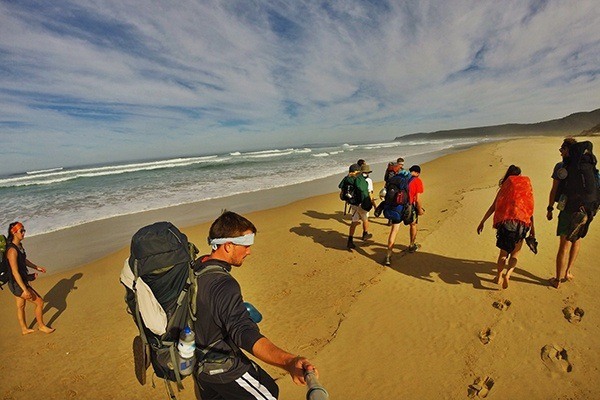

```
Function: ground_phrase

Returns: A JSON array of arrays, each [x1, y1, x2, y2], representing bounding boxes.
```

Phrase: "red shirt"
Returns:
[[408, 177, 423, 203]]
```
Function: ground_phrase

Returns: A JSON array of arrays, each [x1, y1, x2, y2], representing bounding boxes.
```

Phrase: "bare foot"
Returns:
[[550, 278, 560, 289], [502, 275, 510, 289], [494, 274, 502, 284], [39, 326, 55, 334], [22, 328, 35, 335], [566, 273, 574, 281]]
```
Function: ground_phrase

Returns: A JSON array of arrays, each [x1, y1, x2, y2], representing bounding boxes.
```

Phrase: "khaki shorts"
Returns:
[[350, 205, 369, 222]]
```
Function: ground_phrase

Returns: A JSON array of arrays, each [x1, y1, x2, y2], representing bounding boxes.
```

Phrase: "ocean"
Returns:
[[0, 137, 489, 237]]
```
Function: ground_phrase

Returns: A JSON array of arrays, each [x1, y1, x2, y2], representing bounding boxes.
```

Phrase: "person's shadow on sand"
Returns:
[[29, 272, 83, 329], [383, 249, 546, 290], [304, 210, 348, 224], [290, 221, 546, 290]]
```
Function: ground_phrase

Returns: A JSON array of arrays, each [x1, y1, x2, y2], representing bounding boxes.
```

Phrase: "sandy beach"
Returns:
[[1, 136, 599, 400]]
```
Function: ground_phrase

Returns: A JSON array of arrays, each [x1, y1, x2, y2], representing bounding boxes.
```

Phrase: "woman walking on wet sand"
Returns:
[[477, 165, 536, 289], [4, 222, 55, 334]]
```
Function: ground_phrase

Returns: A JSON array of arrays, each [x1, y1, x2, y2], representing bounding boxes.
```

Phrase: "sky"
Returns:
[[1, 0, 599, 174]]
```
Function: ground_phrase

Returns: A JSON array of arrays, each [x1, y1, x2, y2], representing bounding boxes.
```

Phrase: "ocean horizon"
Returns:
[[0, 136, 491, 237]]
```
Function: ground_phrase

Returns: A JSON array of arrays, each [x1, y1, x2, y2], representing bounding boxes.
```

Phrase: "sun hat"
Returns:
[[360, 164, 372, 174]]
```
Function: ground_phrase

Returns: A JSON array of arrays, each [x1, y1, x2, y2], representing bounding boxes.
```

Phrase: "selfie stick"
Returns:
[[305, 371, 329, 400]]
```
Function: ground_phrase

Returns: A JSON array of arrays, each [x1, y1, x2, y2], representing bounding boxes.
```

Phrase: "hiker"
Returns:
[[361, 163, 378, 220], [375, 158, 410, 220], [383, 157, 407, 183], [383, 165, 423, 265], [477, 165, 536, 289], [546, 138, 597, 288], [193, 211, 317, 399], [4, 222, 55, 335], [406, 165, 425, 253], [339, 163, 372, 249]]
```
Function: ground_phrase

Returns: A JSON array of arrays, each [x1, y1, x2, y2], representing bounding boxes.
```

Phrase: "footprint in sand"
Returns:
[[478, 327, 495, 345], [562, 306, 584, 324], [468, 376, 495, 398], [492, 299, 512, 311], [541, 344, 573, 373]]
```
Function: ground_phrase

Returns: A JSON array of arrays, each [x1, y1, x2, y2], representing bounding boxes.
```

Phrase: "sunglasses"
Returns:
[[19, 229, 26, 234]]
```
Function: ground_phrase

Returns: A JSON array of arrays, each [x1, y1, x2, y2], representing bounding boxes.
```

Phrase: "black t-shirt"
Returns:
[[193, 257, 264, 383]]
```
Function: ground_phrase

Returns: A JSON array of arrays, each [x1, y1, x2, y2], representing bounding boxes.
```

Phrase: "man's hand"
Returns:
[[546, 210, 553, 221], [251, 337, 318, 385], [284, 356, 317, 385]]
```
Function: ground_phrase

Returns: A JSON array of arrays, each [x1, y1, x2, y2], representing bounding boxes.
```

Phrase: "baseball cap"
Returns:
[[349, 163, 361, 173]]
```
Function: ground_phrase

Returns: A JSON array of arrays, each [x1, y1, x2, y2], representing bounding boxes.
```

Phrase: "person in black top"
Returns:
[[193, 211, 317, 400], [5, 222, 55, 335]]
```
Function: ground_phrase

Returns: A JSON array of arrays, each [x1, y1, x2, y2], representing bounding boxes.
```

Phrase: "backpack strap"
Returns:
[[189, 264, 229, 323], [132, 259, 149, 346], [189, 263, 244, 360]]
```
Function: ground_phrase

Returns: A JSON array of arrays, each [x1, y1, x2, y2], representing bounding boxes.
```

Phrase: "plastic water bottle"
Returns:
[[244, 302, 263, 323], [557, 194, 567, 211], [177, 326, 196, 376]]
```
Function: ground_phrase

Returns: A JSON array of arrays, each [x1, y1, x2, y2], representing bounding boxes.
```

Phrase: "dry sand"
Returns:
[[1, 136, 599, 400]]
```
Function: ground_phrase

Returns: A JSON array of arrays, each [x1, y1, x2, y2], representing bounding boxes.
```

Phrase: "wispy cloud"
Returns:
[[1, 0, 599, 173]]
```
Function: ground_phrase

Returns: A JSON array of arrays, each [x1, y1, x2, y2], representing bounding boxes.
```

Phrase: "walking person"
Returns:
[[477, 165, 535, 289], [4, 222, 55, 335], [546, 138, 598, 288], [193, 211, 317, 399], [406, 165, 425, 253], [339, 163, 372, 249], [361, 163, 378, 234], [383, 165, 423, 265]]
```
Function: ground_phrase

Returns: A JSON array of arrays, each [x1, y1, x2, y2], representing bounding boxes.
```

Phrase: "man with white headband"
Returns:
[[193, 211, 317, 400]]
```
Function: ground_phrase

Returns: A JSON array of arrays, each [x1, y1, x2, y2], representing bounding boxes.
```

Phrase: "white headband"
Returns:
[[209, 233, 255, 250]]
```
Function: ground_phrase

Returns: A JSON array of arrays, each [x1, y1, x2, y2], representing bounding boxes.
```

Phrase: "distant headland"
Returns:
[[396, 108, 600, 141]]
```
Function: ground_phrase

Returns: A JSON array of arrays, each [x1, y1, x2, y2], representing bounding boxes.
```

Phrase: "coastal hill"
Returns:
[[396, 107, 600, 140]]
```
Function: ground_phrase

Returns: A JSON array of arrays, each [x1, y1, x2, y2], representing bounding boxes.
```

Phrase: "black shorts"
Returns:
[[194, 362, 278, 400], [8, 280, 29, 297], [496, 221, 529, 254]]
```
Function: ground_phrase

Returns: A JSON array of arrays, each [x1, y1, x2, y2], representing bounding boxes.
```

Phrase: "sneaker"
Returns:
[[408, 243, 420, 253], [347, 240, 356, 249], [362, 232, 373, 240], [384, 255, 391, 266]]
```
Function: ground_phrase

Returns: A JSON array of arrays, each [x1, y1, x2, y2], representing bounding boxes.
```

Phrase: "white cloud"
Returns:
[[0, 0, 599, 174]]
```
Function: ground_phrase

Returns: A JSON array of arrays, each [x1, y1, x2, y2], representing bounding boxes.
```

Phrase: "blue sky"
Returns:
[[1, 0, 599, 174]]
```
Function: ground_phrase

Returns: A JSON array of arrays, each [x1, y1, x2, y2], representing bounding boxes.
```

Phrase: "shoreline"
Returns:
[[26, 143, 470, 273]]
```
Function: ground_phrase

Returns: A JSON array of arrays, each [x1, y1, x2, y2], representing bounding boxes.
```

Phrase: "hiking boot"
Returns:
[[408, 243, 420, 253], [362, 232, 373, 241], [384, 255, 391, 266], [347, 239, 356, 249]]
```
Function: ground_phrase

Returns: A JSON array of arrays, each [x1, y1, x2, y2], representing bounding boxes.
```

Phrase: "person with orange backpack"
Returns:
[[477, 165, 536, 289]]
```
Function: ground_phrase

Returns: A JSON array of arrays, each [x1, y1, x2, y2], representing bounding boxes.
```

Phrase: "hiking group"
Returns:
[[477, 137, 599, 290], [339, 157, 425, 266], [2, 137, 598, 400], [340, 137, 598, 292]]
